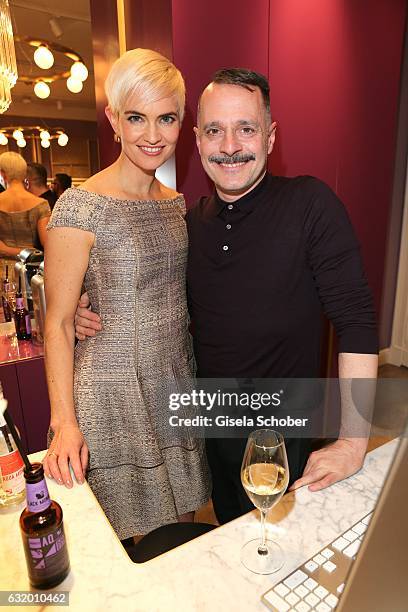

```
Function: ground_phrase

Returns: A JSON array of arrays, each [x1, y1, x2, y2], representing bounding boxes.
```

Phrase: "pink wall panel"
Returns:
[[172, 0, 270, 206], [267, 0, 407, 315]]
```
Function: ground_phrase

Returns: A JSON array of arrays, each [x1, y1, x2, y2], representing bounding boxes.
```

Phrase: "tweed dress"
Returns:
[[47, 188, 210, 539]]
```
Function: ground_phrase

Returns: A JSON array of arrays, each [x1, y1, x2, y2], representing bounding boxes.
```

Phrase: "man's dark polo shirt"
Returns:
[[186, 173, 378, 379]]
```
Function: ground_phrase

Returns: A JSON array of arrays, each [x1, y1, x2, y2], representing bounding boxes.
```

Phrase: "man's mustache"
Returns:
[[208, 153, 256, 164]]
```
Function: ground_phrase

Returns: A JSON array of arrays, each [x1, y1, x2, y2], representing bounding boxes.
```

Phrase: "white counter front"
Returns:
[[0, 440, 398, 611]]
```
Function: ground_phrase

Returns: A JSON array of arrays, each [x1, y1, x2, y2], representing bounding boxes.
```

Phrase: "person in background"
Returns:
[[43, 48, 210, 541], [75, 68, 378, 525], [51, 173, 72, 199], [27, 162, 57, 211], [0, 152, 51, 281]]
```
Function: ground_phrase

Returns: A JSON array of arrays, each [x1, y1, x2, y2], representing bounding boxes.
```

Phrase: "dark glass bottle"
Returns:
[[14, 292, 31, 340], [19, 463, 70, 589], [2, 265, 12, 323]]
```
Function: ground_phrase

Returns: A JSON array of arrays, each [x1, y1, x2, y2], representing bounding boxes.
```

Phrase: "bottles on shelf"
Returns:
[[1, 265, 15, 323], [14, 277, 31, 341]]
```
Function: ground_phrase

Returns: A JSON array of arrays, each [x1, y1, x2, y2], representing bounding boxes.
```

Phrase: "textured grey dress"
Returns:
[[47, 188, 210, 539]]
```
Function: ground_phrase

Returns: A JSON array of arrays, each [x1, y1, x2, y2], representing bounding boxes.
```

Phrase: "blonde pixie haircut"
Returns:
[[105, 48, 186, 120], [0, 151, 27, 182]]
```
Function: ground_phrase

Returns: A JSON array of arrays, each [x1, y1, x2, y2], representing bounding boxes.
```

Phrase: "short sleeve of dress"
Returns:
[[37, 199, 52, 219], [47, 188, 105, 234]]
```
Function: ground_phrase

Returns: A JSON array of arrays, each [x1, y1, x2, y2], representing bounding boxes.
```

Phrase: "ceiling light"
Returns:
[[0, 0, 18, 113], [34, 45, 54, 70], [39, 130, 50, 141], [16, 138, 26, 148], [40, 139, 50, 148], [12, 129, 24, 140], [34, 81, 51, 99], [70, 61, 88, 82], [57, 133, 68, 146], [66, 76, 83, 93], [0, 133, 8, 145]]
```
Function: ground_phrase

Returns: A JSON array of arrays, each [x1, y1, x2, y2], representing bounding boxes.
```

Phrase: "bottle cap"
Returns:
[[24, 462, 45, 484]]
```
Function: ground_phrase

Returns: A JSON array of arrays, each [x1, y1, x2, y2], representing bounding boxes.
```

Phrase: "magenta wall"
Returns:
[[172, 0, 407, 333], [267, 0, 406, 317], [172, 0, 270, 205]]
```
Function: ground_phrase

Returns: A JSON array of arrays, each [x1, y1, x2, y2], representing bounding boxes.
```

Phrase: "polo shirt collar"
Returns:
[[214, 171, 270, 216]]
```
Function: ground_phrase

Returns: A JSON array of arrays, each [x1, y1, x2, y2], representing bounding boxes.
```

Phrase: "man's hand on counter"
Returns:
[[43, 423, 89, 488], [289, 438, 367, 492], [74, 292, 102, 340]]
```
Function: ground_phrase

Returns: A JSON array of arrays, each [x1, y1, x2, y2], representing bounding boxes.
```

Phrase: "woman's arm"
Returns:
[[0, 239, 20, 257], [43, 226, 94, 488], [37, 215, 50, 248]]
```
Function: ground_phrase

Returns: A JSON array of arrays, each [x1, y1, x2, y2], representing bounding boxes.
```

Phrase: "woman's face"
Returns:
[[107, 92, 181, 172]]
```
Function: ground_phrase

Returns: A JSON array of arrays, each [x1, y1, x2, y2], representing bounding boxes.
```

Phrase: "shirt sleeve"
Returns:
[[302, 178, 378, 354], [37, 200, 52, 219], [47, 188, 105, 234]]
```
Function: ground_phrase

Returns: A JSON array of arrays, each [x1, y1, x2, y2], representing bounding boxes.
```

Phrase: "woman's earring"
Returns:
[[114, 133, 121, 143]]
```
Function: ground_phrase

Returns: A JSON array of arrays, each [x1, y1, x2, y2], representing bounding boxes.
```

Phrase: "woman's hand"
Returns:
[[43, 423, 89, 488]]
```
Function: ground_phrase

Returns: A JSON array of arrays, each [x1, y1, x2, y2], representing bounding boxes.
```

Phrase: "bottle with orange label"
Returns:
[[0, 383, 25, 506]]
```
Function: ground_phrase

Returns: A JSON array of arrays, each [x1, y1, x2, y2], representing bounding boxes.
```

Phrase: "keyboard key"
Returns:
[[284, 569, 308, 589], [325, 593, 339, 608], [323, 560, 337, 573], [332, 536, 348, 551], [274, 584, 290, 598], [313, 553, 326, 565], [343, 529, 359, 543], [315, 603, 331, 612], [343, 539, 361, 558], [321, 548, 334, 560], [295, 603, 311, 612], [337, 583, 345, 594], [264, 590, 290, 611], [362, 513, 372, 526], [304, 578, 318, 591], [305, 592, 320, 607], [314, 585, 329, 599], [295, 585, 309, 598], [352, 522, 367, 536], [304, 560, 318, 573], [285, 592, 300, 606], [274, 583, 290, 599]]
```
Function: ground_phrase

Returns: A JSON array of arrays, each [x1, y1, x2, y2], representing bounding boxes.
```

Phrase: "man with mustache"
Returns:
[[75, 68, 378, 524]]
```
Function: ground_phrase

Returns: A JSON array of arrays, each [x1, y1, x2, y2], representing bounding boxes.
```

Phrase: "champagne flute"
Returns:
[[241, 429, 289, 574]]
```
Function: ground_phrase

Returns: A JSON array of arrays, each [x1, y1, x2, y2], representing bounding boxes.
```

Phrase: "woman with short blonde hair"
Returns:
[[44, 49, 210, 540], [0, 152, 51, 280]]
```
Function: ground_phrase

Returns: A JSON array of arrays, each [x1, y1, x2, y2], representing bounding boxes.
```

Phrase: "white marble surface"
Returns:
[[0, 440, 398, 611]]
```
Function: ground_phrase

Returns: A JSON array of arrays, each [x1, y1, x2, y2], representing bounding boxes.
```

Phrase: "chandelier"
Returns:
[[0, 126, 69, 148], [0, 0, 18, 113], [15, 37, 89, 99]]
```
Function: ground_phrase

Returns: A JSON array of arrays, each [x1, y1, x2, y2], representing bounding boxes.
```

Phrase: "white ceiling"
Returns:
[[6, 0, 96, 121]]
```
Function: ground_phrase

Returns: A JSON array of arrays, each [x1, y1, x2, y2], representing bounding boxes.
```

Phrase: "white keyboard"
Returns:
[[261, 512, 373, 611]]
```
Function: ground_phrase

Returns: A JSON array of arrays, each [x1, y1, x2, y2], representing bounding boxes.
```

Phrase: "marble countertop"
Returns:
[[0, 439, 398, 611]]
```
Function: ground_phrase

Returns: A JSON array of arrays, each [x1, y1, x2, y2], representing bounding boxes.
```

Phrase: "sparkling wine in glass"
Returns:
[[241, 429, 289, 574]]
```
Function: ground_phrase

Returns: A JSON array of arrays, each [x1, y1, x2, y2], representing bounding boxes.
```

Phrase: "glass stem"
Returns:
[[258, 509, 268, 555]]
